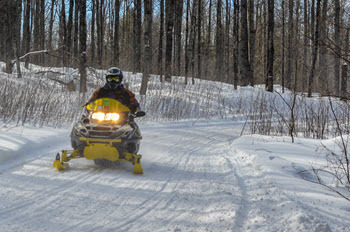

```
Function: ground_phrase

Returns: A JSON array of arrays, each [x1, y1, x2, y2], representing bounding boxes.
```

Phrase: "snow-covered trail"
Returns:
[[0, 120, 246, 232], [1, 120, 349, 232]]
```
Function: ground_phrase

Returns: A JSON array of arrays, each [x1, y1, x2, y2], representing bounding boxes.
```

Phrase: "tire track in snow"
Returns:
[[117, 128, 241, 231], [0, 161, 104, 220], [87, 133, 201, 231], [1, 121, 245, 232]]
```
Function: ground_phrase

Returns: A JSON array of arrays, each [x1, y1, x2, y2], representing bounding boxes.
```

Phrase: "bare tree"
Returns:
[[249, 0, 255, 86], [79, 0, 87, 93], [334, 0, 340, 96], [114, 0, 120, 66], [286, 0, 294, 90], [74, 0, 80, 66], [140, 0, 153, 95], [308, 0, 321, 97], [189, 0, 198, 84], [23, 0, 32, 68], [197, 0, 202, 79], [158, 0, 164, 81], [165, 0, 175, 82], [319, 0, 328, 93], [91, 0, 96, 66], [135, 0, 142, 72], [174, 0, 184, 76], [340, 23, 349, 100], [302, 0, 309, 92], [281, 0, 285, 92], [233, 0, 239, 89], [67, 0, 74, 64], [204, 0, 212, 80], [239, 0, 251, 86], [266, 0, 274, 92], [184, 0, 190, 84], [216, 0, 223, 81]]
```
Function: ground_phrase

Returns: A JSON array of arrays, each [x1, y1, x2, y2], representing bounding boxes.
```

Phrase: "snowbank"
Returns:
[[0, 125, 69, 171], [231, 135, 350, 231]]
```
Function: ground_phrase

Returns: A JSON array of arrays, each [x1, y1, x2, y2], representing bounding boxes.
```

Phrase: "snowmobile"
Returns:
[[53, 98, 146, 174]]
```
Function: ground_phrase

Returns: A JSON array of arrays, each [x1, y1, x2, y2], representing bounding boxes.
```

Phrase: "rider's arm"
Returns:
[[125, 89, 140, 112]]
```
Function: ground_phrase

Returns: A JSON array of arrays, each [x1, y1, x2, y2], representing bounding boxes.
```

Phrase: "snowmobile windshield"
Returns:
[[86, 98, 131, 113]]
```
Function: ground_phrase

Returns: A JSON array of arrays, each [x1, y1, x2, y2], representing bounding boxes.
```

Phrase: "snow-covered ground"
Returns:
[[0, 119, 349, 232], [1, 64, 349, 231]]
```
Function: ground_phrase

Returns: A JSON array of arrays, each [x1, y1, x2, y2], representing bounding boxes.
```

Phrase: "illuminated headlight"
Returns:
[[105, 113, 120, 121], [91, 112, 120, 122], [91, 112, 106, 121]]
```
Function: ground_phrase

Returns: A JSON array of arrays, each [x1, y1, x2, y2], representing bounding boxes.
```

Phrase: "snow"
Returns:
[[0, 64, 349, 231], [0, 120, 349, 231]]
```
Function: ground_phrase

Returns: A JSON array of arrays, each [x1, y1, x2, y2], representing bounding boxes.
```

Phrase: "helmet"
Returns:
[[106, 67, 123, 90]]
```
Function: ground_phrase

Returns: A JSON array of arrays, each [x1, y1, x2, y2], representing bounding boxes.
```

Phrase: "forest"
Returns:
[[1, 1, 350, 230], [0, 0, 349, 97]]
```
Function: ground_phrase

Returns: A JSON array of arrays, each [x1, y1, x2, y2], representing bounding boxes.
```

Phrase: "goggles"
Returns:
[[107, 76, 120, 82]]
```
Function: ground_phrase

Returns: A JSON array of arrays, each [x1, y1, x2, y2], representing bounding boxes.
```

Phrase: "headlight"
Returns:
[[91, 112, 105, 121], [91, 112, 120, 122], [105, 113, 120, 121]]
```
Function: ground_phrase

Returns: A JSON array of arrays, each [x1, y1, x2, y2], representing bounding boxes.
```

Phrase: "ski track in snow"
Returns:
[[0, 120, 349, 231]]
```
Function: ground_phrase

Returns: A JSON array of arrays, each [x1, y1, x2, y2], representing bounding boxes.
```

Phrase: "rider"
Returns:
[[88, 67, 140, 113]]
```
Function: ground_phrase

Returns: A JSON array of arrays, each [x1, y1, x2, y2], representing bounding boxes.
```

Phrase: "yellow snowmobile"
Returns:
[[53, 98, 146, 174]]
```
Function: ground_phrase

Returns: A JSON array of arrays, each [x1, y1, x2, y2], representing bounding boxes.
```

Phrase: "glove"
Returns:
[[130, 104, 139, 114]]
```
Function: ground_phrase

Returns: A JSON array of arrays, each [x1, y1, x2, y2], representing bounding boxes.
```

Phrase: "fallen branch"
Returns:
[[14, 46, 63, 63], [36, 70, 66, 76]]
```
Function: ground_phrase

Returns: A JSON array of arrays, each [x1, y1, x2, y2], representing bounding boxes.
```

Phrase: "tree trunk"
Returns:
[[204, 0, 212, 80], [96, 0, 102, 67], [224, 0, 230, 83], [286, 0, 294, 90], [184, 0, 190, 84], [79, 0, 87, 93], [158, 0, 165, 81], [319, 0, 328, 93], [189, 0, 197, 84], [135, 0, 142, 72], [281, 0, 285, 92], [308, 0, 321, 97], [239, 0, 250, 86], [39, 0, 45, 64], [266, 0, 274, 92], [114, 0, 120, 66], [216, 0, 223, 82], [23, 0, 32, 68], [233, 0, 239, 89], [67, 0, 74, 64], [60, 0, 67, 67], [33, 0, 40, 64], [140, 0, 153, 95], [4, 0, 14, 74], [174, 0, 183, 76], [293, 0, 300, 92], [197, 0, 202, 79], [91, 0, 96, 66], [340, 24, 349, 100], [249, 0, 255, 86], [302, 0, 309, 92], [334, 0, 340, 96], [165, 0, 175, 82], [74, 0, 80, 66]]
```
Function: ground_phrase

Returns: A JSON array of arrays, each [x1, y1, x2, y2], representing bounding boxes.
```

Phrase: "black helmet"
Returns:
[[106, 67, 123, 90]]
